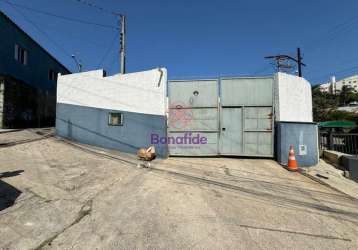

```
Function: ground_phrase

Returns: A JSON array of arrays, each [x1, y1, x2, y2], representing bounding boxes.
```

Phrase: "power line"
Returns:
[[97, 33, 119, 68], [295, 15, 358, 80], [309, 65, 358, 83], [252, 64, 273, 75], [109, 52, 118, 73], [301, 15, 358, 53], [3, 1, 74, 65], [0, 0, 118, 29], [68, 0, 125, 73], [306, 59, 358, 76], [70, 0, 121, 16]]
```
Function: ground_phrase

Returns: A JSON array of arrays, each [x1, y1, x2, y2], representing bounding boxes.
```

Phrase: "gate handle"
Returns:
[[222, 128, 226, 131]]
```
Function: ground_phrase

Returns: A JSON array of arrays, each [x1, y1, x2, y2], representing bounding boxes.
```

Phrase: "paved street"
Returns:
[[0, 130, 357, 249]]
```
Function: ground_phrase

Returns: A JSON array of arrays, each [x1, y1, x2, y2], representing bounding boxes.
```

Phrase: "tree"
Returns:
[[312, 86, 338, 122], [326, 110, 357, 121], [339, 85, 356, 106]]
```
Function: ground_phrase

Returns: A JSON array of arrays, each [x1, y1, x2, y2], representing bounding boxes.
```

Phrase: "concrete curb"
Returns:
[[298, 168, 358, 201]]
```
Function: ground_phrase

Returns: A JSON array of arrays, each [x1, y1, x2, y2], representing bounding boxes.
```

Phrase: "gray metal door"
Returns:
[[220, 108, 243, 154], [220, 77, 274, 157]]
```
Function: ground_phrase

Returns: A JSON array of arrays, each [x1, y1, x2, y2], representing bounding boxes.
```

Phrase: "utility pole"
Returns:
[[297, 47, 303, 77], [71, 54, 83, 72], [119, 14, 126, 74]]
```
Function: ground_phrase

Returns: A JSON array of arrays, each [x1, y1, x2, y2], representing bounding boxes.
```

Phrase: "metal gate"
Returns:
[[220, 77, 274, 157], [168, 79, 219, 156], [168, 77, 274, 157]]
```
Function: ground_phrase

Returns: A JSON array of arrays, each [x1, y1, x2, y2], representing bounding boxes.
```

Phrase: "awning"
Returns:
[[318, 121, 357, 128]]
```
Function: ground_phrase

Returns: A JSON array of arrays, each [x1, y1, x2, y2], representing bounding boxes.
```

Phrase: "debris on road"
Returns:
[[137, 146, 156, 161], [316, 173, 329, 179]]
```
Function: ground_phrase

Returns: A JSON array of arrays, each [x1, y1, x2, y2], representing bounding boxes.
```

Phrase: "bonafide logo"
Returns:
[[151, 132, 207, 145], [168, 101, 193, 129], [150, 101, 208, 147]]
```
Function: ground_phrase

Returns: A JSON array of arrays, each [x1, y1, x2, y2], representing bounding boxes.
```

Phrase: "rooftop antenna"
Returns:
[[265, 48, 306, 77]]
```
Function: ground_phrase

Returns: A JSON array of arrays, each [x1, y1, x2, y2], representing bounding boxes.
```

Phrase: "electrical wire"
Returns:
[[274, 14, 358, 83], [69, 0, 121, 16], [1, 0, 126, 72], [252, 64, 274, 75], [309, 65, 358, 84], [97, 33, 119, 68], [301, 15, 358, 53], [0, 0, 118, 29], [3, 1, 74, 62]]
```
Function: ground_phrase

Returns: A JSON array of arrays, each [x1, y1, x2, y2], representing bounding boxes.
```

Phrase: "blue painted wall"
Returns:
[[276, 122, 319, 167], [56, 103, 168, 157], [0, 12, 70, 92]]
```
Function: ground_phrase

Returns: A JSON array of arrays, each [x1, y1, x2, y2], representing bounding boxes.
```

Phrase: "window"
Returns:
[[48, 69, 58, 81], [108, 113, 123, 126], [14, 44, 28, 65]]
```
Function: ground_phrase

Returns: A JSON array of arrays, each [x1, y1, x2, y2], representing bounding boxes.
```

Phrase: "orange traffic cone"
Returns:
[[287, 145, 298, 171]]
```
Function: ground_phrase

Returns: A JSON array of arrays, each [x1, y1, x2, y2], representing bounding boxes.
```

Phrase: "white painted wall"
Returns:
[[274, 73, 313, 122], [57, 68, 167, 116]]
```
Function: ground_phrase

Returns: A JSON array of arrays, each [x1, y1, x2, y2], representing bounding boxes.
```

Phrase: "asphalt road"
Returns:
[[0, 130, 357, 249]]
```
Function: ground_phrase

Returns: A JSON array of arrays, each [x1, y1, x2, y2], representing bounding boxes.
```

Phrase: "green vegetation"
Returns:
[[339, 85, 358, 106], [312, 85, 358, 122]]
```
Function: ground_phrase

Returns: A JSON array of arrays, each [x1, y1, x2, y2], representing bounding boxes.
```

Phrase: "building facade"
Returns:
[[56, 68, 168, 157], [319, 75, 358, 93], [56, 69, 318, 166], [0, 11, 70, 128]]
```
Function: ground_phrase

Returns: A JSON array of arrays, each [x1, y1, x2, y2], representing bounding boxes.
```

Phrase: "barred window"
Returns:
[[108, 113, 123, 126]]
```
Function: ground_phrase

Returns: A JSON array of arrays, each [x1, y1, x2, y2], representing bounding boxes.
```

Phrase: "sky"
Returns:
[[1, 0, 358, 85]]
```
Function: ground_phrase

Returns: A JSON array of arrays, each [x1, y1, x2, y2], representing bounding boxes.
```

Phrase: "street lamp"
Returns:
[[71, 54, 83, 73]]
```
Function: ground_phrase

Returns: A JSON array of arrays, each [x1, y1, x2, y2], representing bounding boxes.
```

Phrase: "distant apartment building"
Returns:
[[319, 75, 358, 93], [0, 11, 70, 128]]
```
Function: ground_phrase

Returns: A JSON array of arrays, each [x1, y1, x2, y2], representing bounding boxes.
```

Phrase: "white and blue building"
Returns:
[[56, 68, 319, 166], [56, 68, 168, 157]]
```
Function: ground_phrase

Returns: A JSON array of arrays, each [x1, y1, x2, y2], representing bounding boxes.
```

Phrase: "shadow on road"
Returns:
[[0, 170, 24, 179], [0, 180, 22, 211], [0, 170, 23, 211]]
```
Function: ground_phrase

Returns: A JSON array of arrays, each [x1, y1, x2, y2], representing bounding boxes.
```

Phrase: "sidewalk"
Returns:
[[301, 160, 358, 200]]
